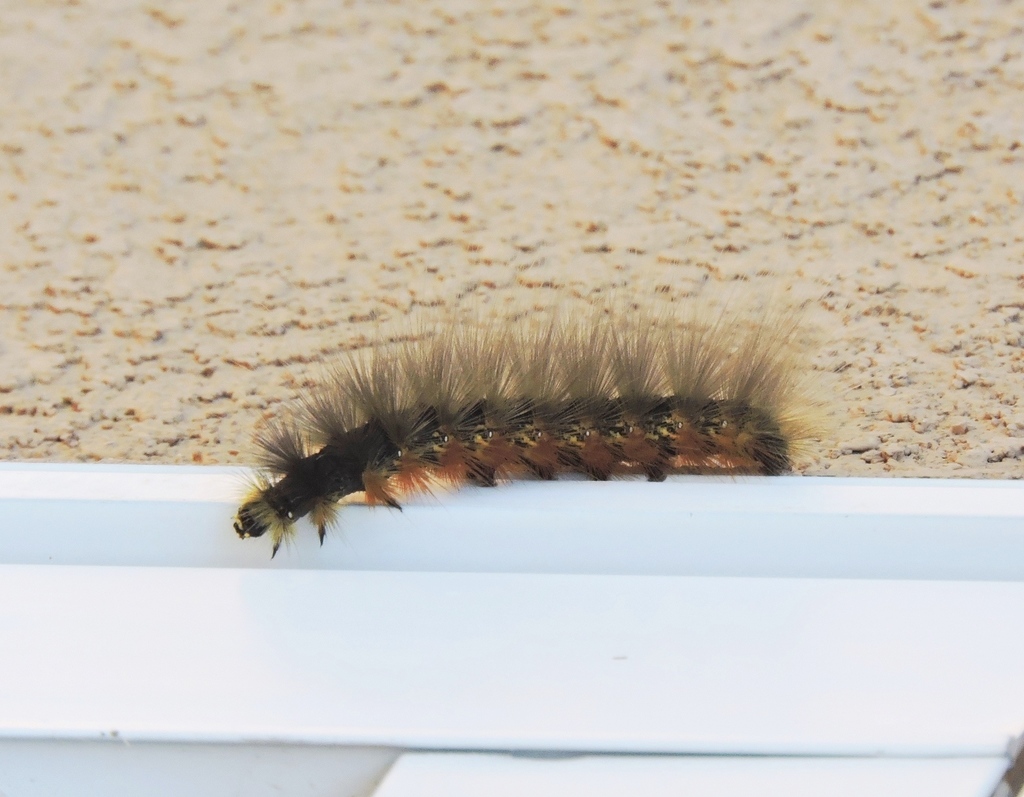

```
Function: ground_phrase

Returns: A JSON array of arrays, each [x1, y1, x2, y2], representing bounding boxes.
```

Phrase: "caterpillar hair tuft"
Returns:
[[234, 308, 822, 556]]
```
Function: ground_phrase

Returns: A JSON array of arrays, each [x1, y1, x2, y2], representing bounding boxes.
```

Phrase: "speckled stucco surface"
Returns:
[[1, 0, 1023, 477]]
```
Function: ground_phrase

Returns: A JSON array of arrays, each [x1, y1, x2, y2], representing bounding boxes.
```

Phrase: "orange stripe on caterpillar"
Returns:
[[234, 308, 821, 556], [517, 431, 562, 481]]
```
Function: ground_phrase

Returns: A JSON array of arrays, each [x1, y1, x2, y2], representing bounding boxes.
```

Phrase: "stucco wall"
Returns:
[[2, 1, 1022, 477]]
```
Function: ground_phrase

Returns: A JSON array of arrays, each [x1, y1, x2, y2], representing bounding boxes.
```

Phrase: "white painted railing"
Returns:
[[0, 464, 1019, 796]]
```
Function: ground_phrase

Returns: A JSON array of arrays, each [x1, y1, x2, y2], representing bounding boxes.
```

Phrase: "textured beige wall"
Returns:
[[1, 0, 1023, 477]]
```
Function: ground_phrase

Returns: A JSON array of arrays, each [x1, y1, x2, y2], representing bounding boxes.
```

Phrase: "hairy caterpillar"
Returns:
[[234, 309, 818, 556]]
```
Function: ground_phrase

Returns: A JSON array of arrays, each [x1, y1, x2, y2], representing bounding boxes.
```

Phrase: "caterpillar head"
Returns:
[[234, 480, 296, 557], [235, 472, 344, 556]]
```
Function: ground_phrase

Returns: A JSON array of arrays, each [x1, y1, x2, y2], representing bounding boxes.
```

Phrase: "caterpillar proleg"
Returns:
[[234, 309, 819, 556]]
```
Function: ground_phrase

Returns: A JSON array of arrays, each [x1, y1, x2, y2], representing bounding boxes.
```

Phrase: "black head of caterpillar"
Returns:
[[234, 420, 399, 556], [235, 310, 821, 556]]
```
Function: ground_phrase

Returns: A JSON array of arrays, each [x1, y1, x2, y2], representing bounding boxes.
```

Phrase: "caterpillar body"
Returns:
[[234, 310, 817, 556]]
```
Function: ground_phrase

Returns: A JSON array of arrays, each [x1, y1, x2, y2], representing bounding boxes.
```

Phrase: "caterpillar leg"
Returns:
[[310, 501, 340, 547], [362, 469, 404, 510], [526, 463, 557, 480], [580, 442, 615, 481], [644, 465, 667, 482], [467, 465, 497, 487]]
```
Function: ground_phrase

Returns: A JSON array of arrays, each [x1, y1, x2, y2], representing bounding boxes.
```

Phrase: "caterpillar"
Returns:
[[234, 308, 818, 556]]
